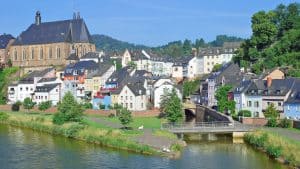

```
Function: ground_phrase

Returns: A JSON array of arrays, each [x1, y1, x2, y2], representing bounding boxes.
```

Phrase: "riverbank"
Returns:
[[244, 129, 300, 168], [0, 112, 183, 157]]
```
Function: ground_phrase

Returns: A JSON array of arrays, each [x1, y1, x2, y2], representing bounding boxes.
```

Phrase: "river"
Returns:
[[0, 124, 286, 169]]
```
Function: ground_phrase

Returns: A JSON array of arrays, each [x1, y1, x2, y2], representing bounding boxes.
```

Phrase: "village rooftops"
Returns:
[[0, 34, 15, 49], [35, 83, 60, 93], [37, 77, 57, 83], [18, 68, 54, 84], [285, 79, 300, 104], [64, 60, 99, 76]]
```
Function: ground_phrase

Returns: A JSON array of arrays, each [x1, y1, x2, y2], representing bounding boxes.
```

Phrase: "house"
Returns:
[[152, 78, 182, 108], [7, 68, 55, 103], [0, 34, 15, 66], [204, 63, 242, 107], [234, 80, 263, 117], [150, 56, 174, 77], [79, 51, 105, 63], [197, 42, 240, 74], [284, 79, 300, 120], [262, 68, 285, 80], [10, 11, 95, 72], [33, 83, 61, 105], [171, 56, 200, 80], [117, 82, 148, 111]]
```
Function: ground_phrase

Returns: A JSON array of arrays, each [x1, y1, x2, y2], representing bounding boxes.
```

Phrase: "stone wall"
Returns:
[[241, 117, 268, 126]]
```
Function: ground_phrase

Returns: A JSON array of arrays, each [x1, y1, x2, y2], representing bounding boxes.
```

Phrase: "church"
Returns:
[[10, 11, 95, 72]]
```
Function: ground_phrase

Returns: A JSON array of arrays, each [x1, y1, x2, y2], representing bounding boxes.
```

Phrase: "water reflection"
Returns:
[[0, 124, 286, 169]]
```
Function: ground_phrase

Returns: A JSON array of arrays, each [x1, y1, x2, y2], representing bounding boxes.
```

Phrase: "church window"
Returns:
[[22, 50, 26, 60], [31, 49, 34, 60], [14, 50, 18, 61], [57, 48, 61, 58], [39, 48, 43, 60], [49, 48, 52, 59]]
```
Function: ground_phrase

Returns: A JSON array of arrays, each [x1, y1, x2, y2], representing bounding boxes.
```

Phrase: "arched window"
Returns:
[[22, 50, 26, 60], [40, 48, 43, 60], [49, 48, 52, 59], [14, 50, 17, 61], [31, 49, 34, 60], [56, 47, 61, 58]]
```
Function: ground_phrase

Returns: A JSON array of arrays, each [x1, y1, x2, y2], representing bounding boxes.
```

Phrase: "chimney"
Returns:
[[35, 11, 41, 25], [73, 12, 76, 20], [267, 76, 272, 87]]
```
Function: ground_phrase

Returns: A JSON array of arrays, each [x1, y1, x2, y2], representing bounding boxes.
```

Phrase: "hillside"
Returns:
[[235, 3, 300, 77], [91, 34, 149, 52], [92, 34, 244, 57]]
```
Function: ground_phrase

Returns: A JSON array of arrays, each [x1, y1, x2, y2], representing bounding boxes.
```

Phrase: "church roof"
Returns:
[[0, 34, 15, 49], [13, 18, 93, 45]]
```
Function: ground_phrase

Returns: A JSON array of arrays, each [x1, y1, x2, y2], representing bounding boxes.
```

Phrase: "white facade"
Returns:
[[121, 49, 131, 68], [117, 85, 147, 111], [153, 82, 182, 108], [34, 84, 61, 106], [7, 83, 35, 104], [201, 53, 235, 74]]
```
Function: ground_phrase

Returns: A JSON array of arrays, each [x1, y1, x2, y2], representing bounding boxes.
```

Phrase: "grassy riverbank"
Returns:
[[244, 129, 300, 167], [0, 112, 170, 156]]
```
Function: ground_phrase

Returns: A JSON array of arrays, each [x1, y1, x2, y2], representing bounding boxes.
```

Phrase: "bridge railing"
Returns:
[[161, 121, 234, 130]]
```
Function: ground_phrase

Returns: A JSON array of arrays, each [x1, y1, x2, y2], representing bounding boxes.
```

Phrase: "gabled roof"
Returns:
[[13, 18, 93, 45], [286, 78, 300, 104], [0, 34, 15, 49], [19, 68, 54, 84], [66, 53, 79, 61], [127, 83, 146, 96], [64, 60, 98, 76], [35, 83, 60, 93], [86, 64, 113, 79], [38, 77, 57, 83]]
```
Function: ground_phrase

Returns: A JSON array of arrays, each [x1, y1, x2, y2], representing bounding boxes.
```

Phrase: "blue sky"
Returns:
[[0, 0, 296, 46]]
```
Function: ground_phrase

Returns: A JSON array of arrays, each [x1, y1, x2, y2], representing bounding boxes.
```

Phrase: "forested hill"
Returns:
[[92, 34, 244, 57], [234, 2, 300, 77], [91, 34, 149, 53]]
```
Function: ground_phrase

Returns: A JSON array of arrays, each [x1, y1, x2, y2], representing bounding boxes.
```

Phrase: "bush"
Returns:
[[38, 101, 52, 111], [279, 118, 292, 128], [244, 133, 268, 148], [108, 113, 115, 118], [65, 124, 84, 138], [0, 112, 9, 121], [82, 102, 93, 109], [23, 97, 35, 110], [52, 113, 65, 125], [12, 103, 20, 111], [99, 104, 106, 110], [266, 118, 277, 127], [266, 145, 282, 158], [238, 110, 252, 117]]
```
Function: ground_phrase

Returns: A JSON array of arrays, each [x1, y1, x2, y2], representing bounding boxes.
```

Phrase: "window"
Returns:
[[125, 103, 128, 108], [31, 49, 34, 60], [130, 103, 133, 108], [254, 101, 259, 107], [20, 87, 22, 91], [56, 47, 61, 58], [207, 62, 210, 65], [49, 48, 52, 59], [26, 87, 28, 91], [22, 50, 26, 60], [126, 96, 128, 100], [41, 96, 43, 99], [141, 103, 144, 108], [267, 102, 271, 105], [278, 102, 282, 106], [14, 50, 18, 61], [40, 48, 43, 60], [56, 89, 58, 92], [36, 96, 38, 99], [255, 112, 259, 117], [247, 101, 252, 107], [130, 96, 133, 100], [45, 96, 47, 100], [121, 96, 123, 100]]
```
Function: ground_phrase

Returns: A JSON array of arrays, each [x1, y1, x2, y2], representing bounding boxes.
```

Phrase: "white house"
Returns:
[[117, 84, 148, 111], [34, 83, 61, 105]]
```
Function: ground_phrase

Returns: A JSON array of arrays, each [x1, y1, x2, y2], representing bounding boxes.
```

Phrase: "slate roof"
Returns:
[[13, 18, 93, 45], [64, 60, 99, 76], [173, 56, 194, 66], [245, 78, 295, 96], [66, 53, 79, 61], [19, 68, 54, 84], [0, 34, 15, 49], [208, 63, 242, 88], [35, 83, 60, 93], [106, 66, 134, 85], [38, 77, 57, 83], [127, 82, 146, 96], [286, 78, 300, 104], [86, 64, 112, 79]]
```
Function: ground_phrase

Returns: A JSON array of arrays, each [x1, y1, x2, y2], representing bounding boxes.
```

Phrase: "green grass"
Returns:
[[102, 116, 164, 130], [0, 112, 159, 156], [245, 130, 300, 167]]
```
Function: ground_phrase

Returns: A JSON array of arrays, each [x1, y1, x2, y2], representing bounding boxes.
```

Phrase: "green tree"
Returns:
[[165, 88, 183, 123], [182, 79, 199, 98], [215, 85, 236, 114], [264, 103, 279, 119], [53, 92, 83, 125], [23, 97, 35, 111], [183, 39, 192, 56], [212, 64, 222, 72], [118, 108, 133, 128], [38, 101, 52, 111]]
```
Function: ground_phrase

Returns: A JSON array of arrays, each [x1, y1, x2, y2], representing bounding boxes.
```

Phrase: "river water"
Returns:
[[0, 124, 286, 169]]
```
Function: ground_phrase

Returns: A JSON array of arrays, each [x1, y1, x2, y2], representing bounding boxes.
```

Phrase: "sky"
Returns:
[[0, 0, 297, 46]]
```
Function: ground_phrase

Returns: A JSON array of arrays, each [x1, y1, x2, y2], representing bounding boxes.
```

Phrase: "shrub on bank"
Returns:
[[278, 118, 292, 128], [266, 145, 282, 158], [0, 112, 9, 121], [266, 118, 277, 127], [38, 101, 52, 111], [12, 101, 22, 111]]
